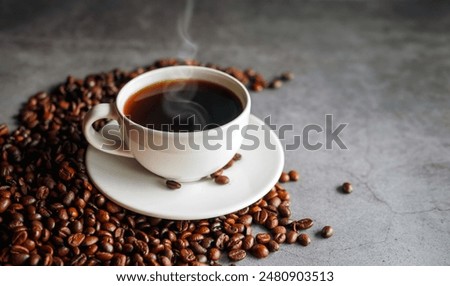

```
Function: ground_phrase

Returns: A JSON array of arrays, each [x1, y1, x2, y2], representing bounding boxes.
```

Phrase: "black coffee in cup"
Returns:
[[124, 79, 243, 132]]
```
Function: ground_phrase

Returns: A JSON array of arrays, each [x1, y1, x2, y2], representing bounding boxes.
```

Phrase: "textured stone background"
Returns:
[[1, 0, 449, 265]]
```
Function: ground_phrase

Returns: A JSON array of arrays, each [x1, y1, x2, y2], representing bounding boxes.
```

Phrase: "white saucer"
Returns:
[[86, 114, 284, 220]]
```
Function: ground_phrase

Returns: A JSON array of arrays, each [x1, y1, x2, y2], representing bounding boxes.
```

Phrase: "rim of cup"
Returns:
[[115, 66, 251, 135]]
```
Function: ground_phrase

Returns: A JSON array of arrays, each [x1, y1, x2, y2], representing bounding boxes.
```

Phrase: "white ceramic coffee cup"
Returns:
[[82, 66, 251, 182]]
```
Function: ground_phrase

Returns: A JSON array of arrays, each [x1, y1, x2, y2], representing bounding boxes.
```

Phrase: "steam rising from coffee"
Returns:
[[178, 0, 197, 59], [162, 0, 209, 132]]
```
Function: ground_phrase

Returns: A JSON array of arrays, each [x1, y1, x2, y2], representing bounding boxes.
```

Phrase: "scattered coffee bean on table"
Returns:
[[281, 72, 295, 81], [342, 182, 353, 194], [214, 175, 230, 185], [166, 180, 182, 190], [0, 58, 327, 266], [321, 226, 334, 238], [288, 170, 300, 181], [279, 172, 290, 183], [297, 233, 311, 246]]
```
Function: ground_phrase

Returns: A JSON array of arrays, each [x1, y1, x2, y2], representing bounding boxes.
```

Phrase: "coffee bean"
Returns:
[[281, 72, 294, 81], [233, 153, 242, 161], [228, 249, 246, 261], [286, 230, 298, 244], [267, 240, 280, 252], [297, 233, 311, 246], [268, 196, 281, 208], [166, 180, 181, 190], [253, 209, 268, 224], [342, 182, 353, 194], [256, 233, 271, 244], [180, 248, 196, 262], [251, 244, 269, 259], [226, 234, 243, 250], [96, 251, 114, 261], [272, 226, 287, 235], [191, 241, 207, 254], [292, 218, 314, 231], [265, 215, 279, 229], [208, 248, 221, 261], [22, 239, 36, 252], [58, 164, 75, 181], [278, 205, 291, 218], [68, 233, 86, 247], [0, 124, 9, 136], [101, 242, 114, 253], [288, 170, 300, 181], [321, 226, 334, 238], [237, 214, 253, 226], [0, 197, 11, 213], [214, 175, 229, 185], [96, 209, 110, 223], [279, 172, 290, 183], [251, 83, 264, 92], [269, 79, 283, 89], [12, 230, 28, 245]]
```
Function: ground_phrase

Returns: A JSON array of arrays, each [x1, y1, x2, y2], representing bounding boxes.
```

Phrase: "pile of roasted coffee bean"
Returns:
[[0, 58, 329, 266]]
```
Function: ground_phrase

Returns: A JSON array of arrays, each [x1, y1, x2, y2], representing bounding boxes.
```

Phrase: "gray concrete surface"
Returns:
[[1, 0, 449, 265]]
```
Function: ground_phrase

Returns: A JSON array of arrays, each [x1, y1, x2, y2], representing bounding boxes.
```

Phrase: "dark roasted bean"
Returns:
[[265, 215, 279, 229], [96, 209, 110, 223], [166, 180, 181, 189], [68, 233, 85, 247], [180, 248, 196, 262], [226, 234, 243, 250], [269, 79, 283, 89], [251, 244, 269, 258], [292, 218, 314, 231], [84, 244, 97, 256], [228, 249, 246, 261], [321, 226, 334, 238], [58, 164, 75, 181], [273, 233, 286, 244], [272, 225, 286, 235], [278, 205, 291, 218], [96, 252, 114, 261], [0, 197, 11, 213], [113, 254, 127, 266], [342, 182, 353, 194], [208, 248, 221, 261], [267, 240, 280, 252], [253, 209, 268, 224], [281, 72, 294, 81], [297, 233, 311, 246], [12, 230, 28, 245], [286, 230, 298, 244], [214, 175, 229, 185], [237, 214, 253, 226], [279, 172, 290, 183], [288, 170, 300, 181], [256, 233, 271, 244], [242, 235, 255, 250]]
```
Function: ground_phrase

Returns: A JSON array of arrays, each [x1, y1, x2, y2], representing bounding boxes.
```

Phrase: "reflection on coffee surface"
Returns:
[[124, 79, 243, 132]]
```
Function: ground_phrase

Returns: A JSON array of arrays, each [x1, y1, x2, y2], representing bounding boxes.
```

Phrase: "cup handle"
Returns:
[[82, 103, 134, 158]]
